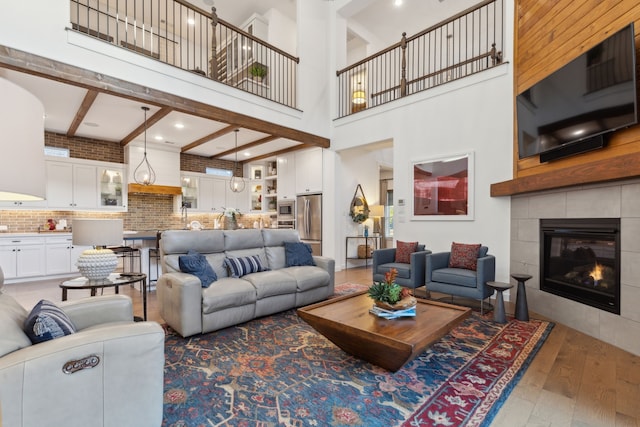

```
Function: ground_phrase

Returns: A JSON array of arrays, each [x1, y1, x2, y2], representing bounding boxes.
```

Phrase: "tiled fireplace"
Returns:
[[510, 178, 640, 356]]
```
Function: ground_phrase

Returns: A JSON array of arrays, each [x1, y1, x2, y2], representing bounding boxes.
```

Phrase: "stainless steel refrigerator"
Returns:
[[296, 193, 322, 255]]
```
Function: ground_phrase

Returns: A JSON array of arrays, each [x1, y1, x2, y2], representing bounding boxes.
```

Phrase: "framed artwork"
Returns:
[[411, 152, 474, 220]]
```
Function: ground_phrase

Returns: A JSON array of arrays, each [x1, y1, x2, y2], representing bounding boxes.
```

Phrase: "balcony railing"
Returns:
[[336, 0, 504, 118], [70, 0, 299, 109]]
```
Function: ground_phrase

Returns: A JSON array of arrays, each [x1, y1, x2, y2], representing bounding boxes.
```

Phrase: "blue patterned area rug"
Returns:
[[162, 285, 553, 427]]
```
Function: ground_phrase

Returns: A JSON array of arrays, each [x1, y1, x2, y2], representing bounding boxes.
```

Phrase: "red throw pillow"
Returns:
[[449, 242, 481, 271], [395, 241, 418, 264]]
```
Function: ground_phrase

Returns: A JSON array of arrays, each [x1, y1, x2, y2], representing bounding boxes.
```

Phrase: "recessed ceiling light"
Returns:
[[174, 123, 184, 129], [187, 18, 195, 25], [84, 122, 99, 127], [244, 152, 251, 157], [154, 135, 163, 141], [394, 0, 403, 6]]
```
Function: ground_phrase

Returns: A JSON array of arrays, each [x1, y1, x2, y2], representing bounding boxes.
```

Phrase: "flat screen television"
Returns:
[[516, 23, 638, 162]]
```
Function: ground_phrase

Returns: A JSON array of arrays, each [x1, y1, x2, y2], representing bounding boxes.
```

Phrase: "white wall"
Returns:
[[331, 66, 514, 281]]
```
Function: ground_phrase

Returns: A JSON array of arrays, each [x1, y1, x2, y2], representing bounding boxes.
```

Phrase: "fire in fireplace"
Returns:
[[540, 218, 620, 314]]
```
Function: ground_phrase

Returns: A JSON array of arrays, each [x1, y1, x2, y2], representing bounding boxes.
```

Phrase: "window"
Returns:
[[385, 189, 394, 237], [44, 146, 69, 158], [205, 167, 232, 177]]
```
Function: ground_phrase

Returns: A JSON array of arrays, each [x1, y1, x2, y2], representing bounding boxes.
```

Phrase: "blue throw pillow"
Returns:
[[284, 241, 315, 267], [224, 255, 268, 278], [24, 300, 77, 344], [179, 250, 217, 288]]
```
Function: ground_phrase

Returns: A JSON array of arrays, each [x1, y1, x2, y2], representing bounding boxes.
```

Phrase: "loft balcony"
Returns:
[[336, 0, 505, 118], [70, 0, 298, 109]]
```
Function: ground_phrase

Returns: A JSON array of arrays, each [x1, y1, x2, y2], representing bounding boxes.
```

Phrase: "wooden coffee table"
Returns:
[[297, 291, 471, 371]]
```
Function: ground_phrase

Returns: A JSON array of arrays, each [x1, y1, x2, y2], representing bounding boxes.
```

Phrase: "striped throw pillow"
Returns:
[[224, 255, 269, 278], [24, 300, 77, 344]]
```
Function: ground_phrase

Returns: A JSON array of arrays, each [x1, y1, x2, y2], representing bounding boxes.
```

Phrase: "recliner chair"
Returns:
[[425, 245, 496, 313], [372, 244, 432, 290], [0, 266, 166, 427]]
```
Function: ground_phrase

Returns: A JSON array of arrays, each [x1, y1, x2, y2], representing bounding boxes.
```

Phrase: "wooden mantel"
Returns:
[[491, 152, 640, 197]]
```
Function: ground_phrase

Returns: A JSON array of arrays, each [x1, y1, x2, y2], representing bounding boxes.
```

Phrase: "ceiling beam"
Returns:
[[66, 89, 98, 137], [119, 107, 172, 147], [181, 124, 236, 153], [243, 143, 309, 163], [212, 135, 279, 159], [0, 45, 330, 149]]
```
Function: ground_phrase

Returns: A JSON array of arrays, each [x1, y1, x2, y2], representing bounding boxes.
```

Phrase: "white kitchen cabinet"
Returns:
[[199, 177, 227, 213], [46, 161, 97, 209], [0, 236, 46, 279], [98, 167, 127, 210], [277, 153, 295, 200], [45, 235, 91, 275], [295, 148, 323, 194]]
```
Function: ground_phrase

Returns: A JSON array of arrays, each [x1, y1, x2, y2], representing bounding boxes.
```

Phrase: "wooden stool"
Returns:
[[511, 273, 532, 321], [487, 281, 513, 323]]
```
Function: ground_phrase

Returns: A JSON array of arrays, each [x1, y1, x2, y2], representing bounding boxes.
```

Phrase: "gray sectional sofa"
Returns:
[[157, 228, 335, 337]]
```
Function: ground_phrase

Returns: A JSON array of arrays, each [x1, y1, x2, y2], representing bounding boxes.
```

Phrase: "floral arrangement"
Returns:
[[218, 207, 241, 220], [368, 268, 411, 305]]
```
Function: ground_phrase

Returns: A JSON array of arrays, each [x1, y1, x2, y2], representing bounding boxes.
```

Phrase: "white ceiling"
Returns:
[[0, 0, 474, 162]]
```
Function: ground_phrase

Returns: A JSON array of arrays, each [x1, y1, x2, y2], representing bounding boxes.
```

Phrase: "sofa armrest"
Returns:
[[156, 272, 204, 337], [313, 256, 335, 295], [425, 252, 451, 282], [409, 250, 432, 286], [0, 321, 165, 427], [476, 255, 496, 286], [60, 295, 133, 330]]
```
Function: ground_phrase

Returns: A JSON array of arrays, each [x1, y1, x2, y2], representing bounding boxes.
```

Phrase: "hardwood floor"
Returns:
[[4, 267, 639, 427]]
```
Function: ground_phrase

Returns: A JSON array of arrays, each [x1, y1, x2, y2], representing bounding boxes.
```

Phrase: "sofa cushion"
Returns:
[[449, 242, 482, 271], [0, 293, 32, 357], [179, 250, 217, 288], [225, 255, 269, 278], [24, 300, 77, 344], [395, 241, 418, 263], [432, 268, 478, 288], [376, 262, 412, 279], [243, 270, 298, 298], [202, 278, 257, 313], [282, 266, 331, 292], [284, 241, 315, 267]]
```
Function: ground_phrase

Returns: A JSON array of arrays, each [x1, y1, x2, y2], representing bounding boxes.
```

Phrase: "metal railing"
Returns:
[[336, 0, 504, 118], [69, 0, 299, 109]]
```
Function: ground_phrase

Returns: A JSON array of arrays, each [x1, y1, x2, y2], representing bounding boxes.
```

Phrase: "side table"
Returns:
[[511, 273, 532, 321], [486, 281, 513, 324], [60, 273, 148, 320], [345, 235, 381, 269]]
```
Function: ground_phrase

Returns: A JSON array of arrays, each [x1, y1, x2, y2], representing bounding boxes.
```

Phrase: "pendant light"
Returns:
[[133, 106, 156, 185], [229, 129, 245, 193]]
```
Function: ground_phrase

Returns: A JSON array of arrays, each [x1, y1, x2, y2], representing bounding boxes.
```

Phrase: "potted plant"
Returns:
[[368, 268, 416, 310], [249, 63, 267, 82]]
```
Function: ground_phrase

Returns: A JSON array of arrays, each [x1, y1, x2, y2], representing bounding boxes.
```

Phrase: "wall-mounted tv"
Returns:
[[516, 23, 637, 162]]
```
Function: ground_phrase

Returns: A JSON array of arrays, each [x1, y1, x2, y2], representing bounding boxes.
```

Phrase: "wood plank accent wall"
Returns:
[[491, 0, 640, 196]]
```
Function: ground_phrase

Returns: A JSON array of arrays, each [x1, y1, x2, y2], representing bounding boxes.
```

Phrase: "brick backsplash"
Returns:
[[0, 133, 252, 233]]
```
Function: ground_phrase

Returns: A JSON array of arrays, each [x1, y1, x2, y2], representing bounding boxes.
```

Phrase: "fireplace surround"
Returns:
[[540, 218, 620, 314]]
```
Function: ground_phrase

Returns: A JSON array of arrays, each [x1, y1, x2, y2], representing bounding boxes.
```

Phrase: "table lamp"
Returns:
[[369, 205, 385, 235], [72, 219, 124, 281]]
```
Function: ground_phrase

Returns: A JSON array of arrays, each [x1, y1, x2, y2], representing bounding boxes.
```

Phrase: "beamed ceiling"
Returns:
[[0, 45, 329, 164]]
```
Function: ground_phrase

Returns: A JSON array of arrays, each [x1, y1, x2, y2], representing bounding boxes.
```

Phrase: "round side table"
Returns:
[[486, 281, 513, 324], [511, 273, 532, 321]]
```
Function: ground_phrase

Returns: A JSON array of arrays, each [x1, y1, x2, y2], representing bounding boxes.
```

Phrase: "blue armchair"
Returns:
[[372, 245, 432, 290], [425, 246, 496, 313]]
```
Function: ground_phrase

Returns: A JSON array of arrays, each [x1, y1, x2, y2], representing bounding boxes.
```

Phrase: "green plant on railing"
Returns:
[[249, 63, 267, 81]]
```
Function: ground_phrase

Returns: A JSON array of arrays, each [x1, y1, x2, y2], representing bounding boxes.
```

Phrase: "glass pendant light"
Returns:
[[229, 129, 245, 193], [133, 106, 156, 185], [229, 129, 245, 192]]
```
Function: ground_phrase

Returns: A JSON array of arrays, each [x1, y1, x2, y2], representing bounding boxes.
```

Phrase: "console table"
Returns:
[[345, 235, 381, 269]]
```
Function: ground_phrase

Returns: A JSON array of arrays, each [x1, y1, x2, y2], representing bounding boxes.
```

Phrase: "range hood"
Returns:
[[127, 183, 182, 195], [125, 143, 182, 196]]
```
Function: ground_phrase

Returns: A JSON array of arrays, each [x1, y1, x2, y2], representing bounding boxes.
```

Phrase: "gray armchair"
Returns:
[[0, 267, 165, 427], [372, 245, 432, 289], [425, 246, 496, 313]]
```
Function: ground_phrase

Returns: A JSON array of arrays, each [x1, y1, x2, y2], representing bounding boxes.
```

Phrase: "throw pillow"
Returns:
[[449, 242, 482, 271], [225, 255, 269, 278], [179, 250, 217, 288], [284, 241, 315, 267], [24, 300, 77, 344], [395, 241, 418, 264]]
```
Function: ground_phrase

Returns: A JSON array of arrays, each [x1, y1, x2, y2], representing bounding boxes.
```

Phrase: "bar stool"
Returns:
[[109, 246, 141, 273], [511, 273, 532, 321], [148, 231, 162, 286]]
